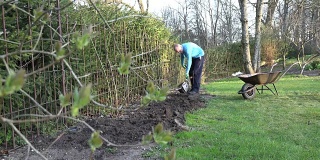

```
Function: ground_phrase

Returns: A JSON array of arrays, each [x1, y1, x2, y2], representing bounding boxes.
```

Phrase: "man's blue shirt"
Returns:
[[180, 42, 205, 75]]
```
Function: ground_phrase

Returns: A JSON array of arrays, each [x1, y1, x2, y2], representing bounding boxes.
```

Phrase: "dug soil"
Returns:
[[5, 92, 215, 160]]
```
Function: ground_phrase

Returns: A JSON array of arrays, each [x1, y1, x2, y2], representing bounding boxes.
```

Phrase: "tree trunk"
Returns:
[[146, 0, 149, 13], [238, 0, 254, 74], [182, 0, 190, 41], [213, 0, 220, 46], [208, 0, 215, 45], [265, 0, 279, 26], [137, 0, 145, 13], [301, 0, 306, 62], [253, 0, 263, 72], [281, 0, 289, 69], [227, 0, 233, 43]]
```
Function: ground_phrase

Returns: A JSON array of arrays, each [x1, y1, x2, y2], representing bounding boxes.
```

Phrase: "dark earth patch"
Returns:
[[5, 92, 214, 160]]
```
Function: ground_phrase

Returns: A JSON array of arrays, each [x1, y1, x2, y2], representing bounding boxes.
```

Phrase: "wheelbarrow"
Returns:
[[236, 62, 298, 99]]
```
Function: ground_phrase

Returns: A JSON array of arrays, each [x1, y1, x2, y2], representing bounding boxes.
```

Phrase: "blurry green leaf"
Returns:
[[82, 34, 90, 47], [54, 41, 62, 52], [78, 83, 92, 107], [71, 84, 91, 117], [59, 93, 72, 107], [12, 4, 17, 9], [157, 96, 166, 102], [10, 69, 25, 90], [159, 87, 169, 97], [164, 148, 176, 160], [120, 53, 125, 62], [117, 53, 131, 75], [146, 81, 155, 94], [76, 33, 91, 50], [117, 65, 129, 75], [0, 76, 3, 97], [33, 7, 43, 21], [43, 13, 50, 22], [71, 107, 79, 117], [154, 123, 163, 134], [88, 131, 103, 152], [56, 49, 66, 60], [153, 123, 173, 145], [55, 42, 66, 61], [154, 134, 170, 145], [5, 70, 14, 88], [142, 132, 153, 145], [71, 88, 80, 117], [141, 83, 167, 106], [163, 133, 173, 142], [124, 53, 132, 64], [141, 95, 151, 106], [73, 88, 79, 105], [2, 69, 25, 96], [141, 98, 148, 105]]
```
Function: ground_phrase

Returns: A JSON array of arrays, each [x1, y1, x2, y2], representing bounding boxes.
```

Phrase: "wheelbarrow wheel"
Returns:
[[241, 83, 256, 99]]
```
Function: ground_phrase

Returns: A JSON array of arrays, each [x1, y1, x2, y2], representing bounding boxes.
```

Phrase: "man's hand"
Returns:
[[183, 65, 187, 69], [185, 74, 189, 80]]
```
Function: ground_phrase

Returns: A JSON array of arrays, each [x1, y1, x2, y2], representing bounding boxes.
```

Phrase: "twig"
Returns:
[[19, 89, 52, 115], [25, 60, 58, 77], [2, 58, 10, 72], [131, 48, 158, 58], [0, 0, 15, 6], [0, 38, 21, 45], [0, 117, 48, 160], [44, 132, 65, 151], [25, 145, 31, 160], [131, 69, 148, 82], [174, 118, 190, 131], [32, 25, 45, 51], [87, 0, 113, 32], [0, 50, 56, 59]]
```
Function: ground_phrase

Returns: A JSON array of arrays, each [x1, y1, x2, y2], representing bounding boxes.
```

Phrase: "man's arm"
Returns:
[[180, 54, 185, 67], [185, 47, 193, 75]]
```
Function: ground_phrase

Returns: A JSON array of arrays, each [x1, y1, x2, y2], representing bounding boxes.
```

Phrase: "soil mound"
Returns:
[[6, 93, 214, 160]]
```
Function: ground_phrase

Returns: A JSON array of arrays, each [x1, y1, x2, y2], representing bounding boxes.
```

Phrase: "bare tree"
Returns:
[[207, 0, 221, 46], [130, 0, 149, 13], [189, 0, 208, 47], [180, 0, 192, 41], [276, 0, 320, 73], [265, 0, 279, 26], [219, 0, 241, 44], [137, 0, 145, 12], [253, 0, 263, 72], [238, 0, 255, 74]]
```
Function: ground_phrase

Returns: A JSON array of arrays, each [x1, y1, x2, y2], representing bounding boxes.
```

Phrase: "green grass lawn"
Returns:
[[157, 75, 320, 160]]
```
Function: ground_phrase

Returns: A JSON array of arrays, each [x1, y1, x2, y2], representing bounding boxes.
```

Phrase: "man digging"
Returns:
[[173, 42, 205, 95]]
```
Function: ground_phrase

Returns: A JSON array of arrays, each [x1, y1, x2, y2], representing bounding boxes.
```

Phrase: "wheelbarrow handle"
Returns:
[[278, 62, 300, 79], [269, 63, 278, 72]]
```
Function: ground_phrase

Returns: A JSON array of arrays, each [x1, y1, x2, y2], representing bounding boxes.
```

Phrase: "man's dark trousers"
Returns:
[[189, 56, 204, 93]]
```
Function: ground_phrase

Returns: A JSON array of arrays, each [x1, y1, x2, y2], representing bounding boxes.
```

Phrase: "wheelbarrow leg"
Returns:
[[262, 84, 278, 96], [272, 83, 279, 95]]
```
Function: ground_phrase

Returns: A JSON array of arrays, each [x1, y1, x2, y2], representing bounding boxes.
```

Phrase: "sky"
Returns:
[[122, 0, 181, 16]]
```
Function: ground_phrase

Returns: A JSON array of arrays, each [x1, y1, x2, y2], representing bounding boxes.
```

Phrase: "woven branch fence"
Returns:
[[0, 1, 186, 150]]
